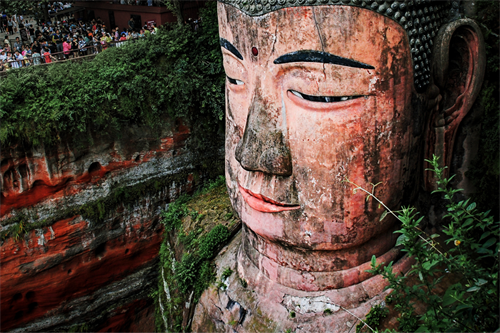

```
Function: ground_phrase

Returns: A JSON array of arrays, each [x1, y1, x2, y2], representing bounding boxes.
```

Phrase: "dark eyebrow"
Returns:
[[220, 38, 243, 60], [274, 50, 374, 69]]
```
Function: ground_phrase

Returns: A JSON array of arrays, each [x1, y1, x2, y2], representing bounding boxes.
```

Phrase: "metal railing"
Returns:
[[1, 38, 144, 73]]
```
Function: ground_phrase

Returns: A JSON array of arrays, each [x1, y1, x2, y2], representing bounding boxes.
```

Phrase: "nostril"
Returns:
[[237, 99, 293, 176], [234, 138, 244, 164], [235, 128, 292, 176]]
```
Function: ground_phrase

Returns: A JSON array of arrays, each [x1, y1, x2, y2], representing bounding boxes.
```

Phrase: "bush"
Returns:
[[198, 224, 230, 260], [366, 156, 499, 332], [0, 2, 224, 148]]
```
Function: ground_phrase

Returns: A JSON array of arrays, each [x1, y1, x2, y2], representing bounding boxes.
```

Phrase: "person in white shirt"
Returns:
[[12, 50, 23, 68]]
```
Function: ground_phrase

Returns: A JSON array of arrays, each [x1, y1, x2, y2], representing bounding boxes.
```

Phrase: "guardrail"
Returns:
[[1, 38, 143, 75]]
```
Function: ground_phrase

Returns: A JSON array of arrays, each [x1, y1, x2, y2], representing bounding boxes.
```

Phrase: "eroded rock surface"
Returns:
[[1, 119, 223, 331], [193, 231, 411, 333]]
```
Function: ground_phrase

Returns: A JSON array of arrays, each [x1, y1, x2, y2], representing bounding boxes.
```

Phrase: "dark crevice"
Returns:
[[88, 162, 102, 174], [26, 291, 35, 300], [95, 242, 106, 258]]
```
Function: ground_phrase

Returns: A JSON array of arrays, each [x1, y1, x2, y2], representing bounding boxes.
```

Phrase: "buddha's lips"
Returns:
[[239, 186, 300, 213]]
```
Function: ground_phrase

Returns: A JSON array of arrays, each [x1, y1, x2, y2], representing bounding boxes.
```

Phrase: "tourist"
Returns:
[[7, 17, 13, 35], [43, 47, 54, 63], [71, 37, 78, 57], [28, 24, 35, 43], [62, 37, 71, 58], [13, 37, 22, 52], [48, 40, 57, 55], [11, 50, 23, 68], [32, 40, 41, 55], [20, 44, 29, 57], [92, 35, 100, 53], [78, 36, 87, 56], [128, 18, 135, 31], [32, 50, 42, 65], [52, 29, 63, 59]]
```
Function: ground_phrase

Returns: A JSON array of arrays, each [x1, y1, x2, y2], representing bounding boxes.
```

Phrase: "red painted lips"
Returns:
[[239, 186, 300, 213]]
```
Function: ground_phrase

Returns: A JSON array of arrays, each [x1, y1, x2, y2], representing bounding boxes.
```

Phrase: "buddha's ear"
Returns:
[[424, 18, 486, 191]]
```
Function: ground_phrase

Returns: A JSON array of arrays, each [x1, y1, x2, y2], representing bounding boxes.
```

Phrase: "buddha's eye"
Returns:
[[289, 90, 362, 103], [227, 76, 244, 86]]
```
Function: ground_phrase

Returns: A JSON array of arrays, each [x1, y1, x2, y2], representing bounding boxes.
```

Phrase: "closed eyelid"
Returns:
[[289, 90, 363, 103]]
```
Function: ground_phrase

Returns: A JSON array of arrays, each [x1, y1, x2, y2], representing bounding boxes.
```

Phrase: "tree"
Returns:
[[161, 0, 184, 27]]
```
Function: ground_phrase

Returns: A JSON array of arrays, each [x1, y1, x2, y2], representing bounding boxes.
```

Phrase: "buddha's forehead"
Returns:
[[219, 3, 408, 69]]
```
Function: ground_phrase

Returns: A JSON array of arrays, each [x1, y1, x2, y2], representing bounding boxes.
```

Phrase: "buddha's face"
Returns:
[[220, 3, 424, 250]]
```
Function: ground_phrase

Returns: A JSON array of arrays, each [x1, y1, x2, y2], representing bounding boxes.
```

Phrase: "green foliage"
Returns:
[[160, 194, 190, 231], [68, 323, 89, 333], [155, 176, 234, 332], [194, 175, 226, 196], [368, 155, 499, 332], [465, 0, 500, 218], [173, 222, 229, 295], [195, 261, 216, 298], [0, 0, 51, 20], [356, 304, 388, 333], [0, 2, 225, 149], [239, 277, 248, 288], [198, 224, 230, 260], [217, 267, 233, 290], [175, 253, 201, 294], [221, 267, 233, 280]]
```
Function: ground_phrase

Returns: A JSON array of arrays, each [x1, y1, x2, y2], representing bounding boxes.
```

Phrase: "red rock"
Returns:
[[1, 118, 222, 331]]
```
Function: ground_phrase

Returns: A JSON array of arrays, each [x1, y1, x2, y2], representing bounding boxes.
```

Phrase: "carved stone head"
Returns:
[[219, 0, 485, 291]]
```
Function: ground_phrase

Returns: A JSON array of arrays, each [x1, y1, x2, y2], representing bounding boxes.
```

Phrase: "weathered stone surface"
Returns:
[[1, 119, 190, 220], [194, 1, 485, 331], [193, 231, 412, 332], [221, 2, 419, 294], [1, 118, 224, 331]]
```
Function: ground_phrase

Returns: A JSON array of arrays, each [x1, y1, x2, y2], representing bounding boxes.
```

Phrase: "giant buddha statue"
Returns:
[[193, 1, 485, 331]]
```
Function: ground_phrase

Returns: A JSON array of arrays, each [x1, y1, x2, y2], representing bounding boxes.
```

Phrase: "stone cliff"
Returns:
[[1, 118, 224, 331]]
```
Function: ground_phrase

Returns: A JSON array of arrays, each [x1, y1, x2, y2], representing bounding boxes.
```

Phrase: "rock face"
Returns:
[[194, 1, 485, 332], [192, 227, 412, 333], [1, 119, 224, 331]]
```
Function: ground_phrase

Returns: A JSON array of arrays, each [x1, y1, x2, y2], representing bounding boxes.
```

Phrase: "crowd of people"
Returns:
[[0, 14, 159, 72]]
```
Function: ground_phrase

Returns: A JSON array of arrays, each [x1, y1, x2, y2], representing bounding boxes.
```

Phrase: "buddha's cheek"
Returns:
[[287, 98, 371, 208], [285, 97, 402, 245]]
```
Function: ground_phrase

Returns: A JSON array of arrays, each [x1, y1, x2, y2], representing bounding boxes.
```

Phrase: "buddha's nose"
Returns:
[[235, 96, 292, 176]]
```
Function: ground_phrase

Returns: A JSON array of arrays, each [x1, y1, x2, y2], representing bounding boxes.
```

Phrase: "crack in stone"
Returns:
[[268, 22, 279, 66], [311, 8, 328, 87]]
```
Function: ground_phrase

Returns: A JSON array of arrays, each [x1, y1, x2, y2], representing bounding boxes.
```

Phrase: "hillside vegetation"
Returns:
[[0, 3, 225, 148]]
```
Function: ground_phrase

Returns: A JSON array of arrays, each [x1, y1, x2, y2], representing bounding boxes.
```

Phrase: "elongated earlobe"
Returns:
[[424, 19, 486, 190]]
